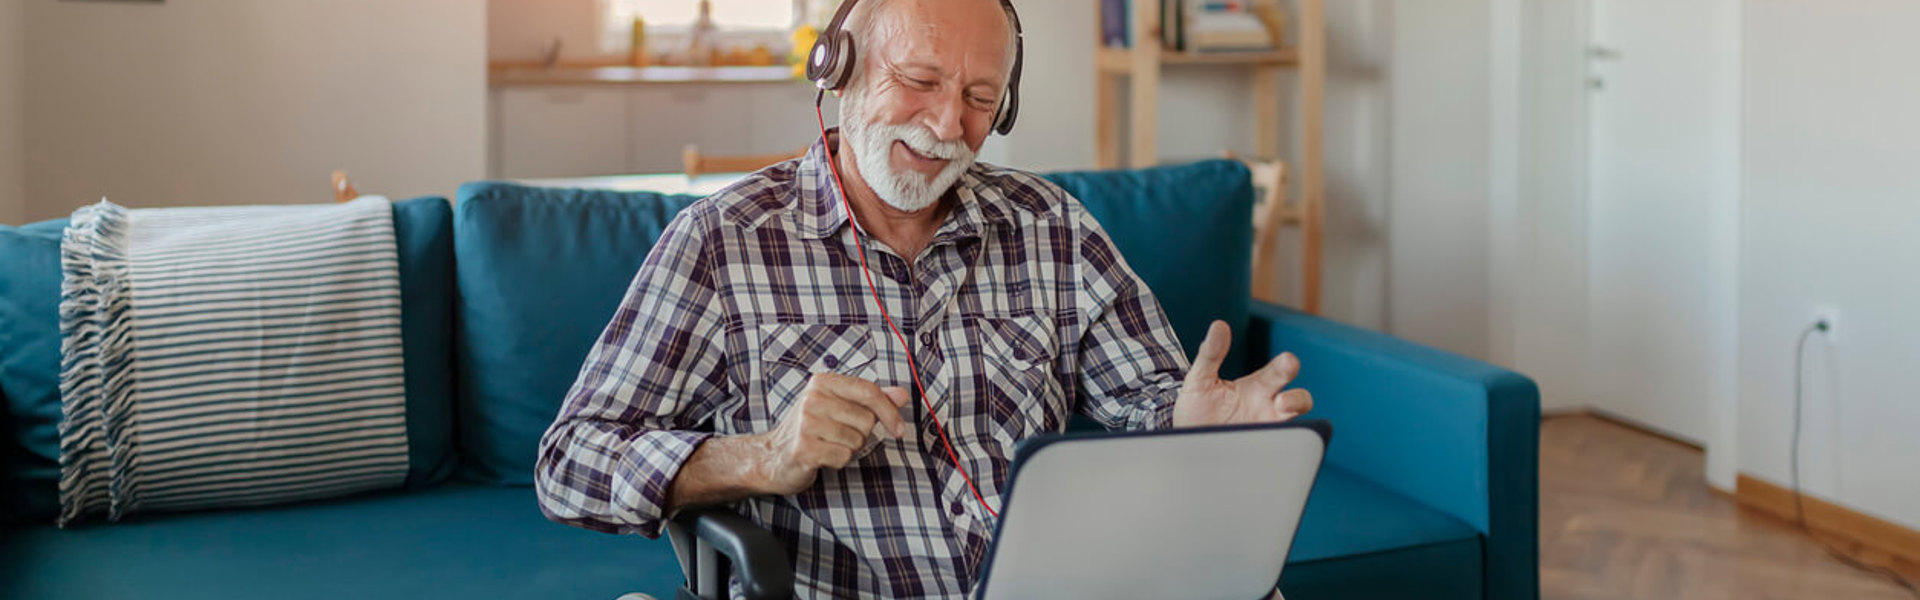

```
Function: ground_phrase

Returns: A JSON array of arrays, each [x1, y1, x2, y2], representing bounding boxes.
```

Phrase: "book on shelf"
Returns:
[[1164, 0, 1182, 51], [1101, 0, 1289, 54], [1186, 0, 1275, 53], [1101, 0, 1130, 48]]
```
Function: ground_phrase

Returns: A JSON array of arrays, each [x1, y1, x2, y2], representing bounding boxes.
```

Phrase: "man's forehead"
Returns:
[[870, 0, 1013, 80]]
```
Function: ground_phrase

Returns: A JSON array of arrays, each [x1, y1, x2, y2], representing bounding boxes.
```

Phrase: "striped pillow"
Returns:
[[57, 198, 410, 525]]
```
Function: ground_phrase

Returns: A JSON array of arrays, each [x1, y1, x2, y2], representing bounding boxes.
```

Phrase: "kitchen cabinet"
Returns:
[[495, 87, 630, 179], [491, 74, 831, 179]]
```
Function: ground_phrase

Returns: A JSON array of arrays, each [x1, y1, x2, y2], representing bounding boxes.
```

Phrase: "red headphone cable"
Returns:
[[814, 98, 1001, 521]]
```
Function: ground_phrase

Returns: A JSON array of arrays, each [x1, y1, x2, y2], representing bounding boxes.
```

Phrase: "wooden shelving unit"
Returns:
[[1094, 47, 1300, 71], [1094, 0, 1326, 313]]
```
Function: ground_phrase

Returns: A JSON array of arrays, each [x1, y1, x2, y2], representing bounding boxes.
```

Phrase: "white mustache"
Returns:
[[878, 124, 971, 161]]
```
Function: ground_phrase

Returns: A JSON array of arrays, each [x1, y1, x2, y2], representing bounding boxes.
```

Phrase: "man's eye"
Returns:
[[906, 77, 936, 89]]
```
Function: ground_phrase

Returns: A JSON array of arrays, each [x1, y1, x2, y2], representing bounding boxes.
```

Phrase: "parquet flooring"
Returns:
[[1541, 414, 1920, 600]]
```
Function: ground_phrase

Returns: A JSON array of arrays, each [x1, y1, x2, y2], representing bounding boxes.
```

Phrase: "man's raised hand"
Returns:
[[1171, 320, 1315, 428]]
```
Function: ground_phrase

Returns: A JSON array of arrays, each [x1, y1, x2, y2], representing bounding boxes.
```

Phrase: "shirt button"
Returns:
[[921, 332, 938, 347], [822, 355, 839, 369], [950, 501, 966, 516]]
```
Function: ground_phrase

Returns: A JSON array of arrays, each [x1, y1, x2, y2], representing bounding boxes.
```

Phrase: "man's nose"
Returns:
[[924, 90, 968, 143]]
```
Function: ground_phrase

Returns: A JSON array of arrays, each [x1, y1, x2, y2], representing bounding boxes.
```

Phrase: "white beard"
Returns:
[[841, 95, 977, 212]]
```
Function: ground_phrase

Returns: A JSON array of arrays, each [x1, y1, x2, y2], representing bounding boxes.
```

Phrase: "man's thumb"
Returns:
[[1185, 320, 1231, 385]]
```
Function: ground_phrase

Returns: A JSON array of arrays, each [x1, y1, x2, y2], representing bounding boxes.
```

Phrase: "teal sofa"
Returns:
[[0, 160, 1538, 599]]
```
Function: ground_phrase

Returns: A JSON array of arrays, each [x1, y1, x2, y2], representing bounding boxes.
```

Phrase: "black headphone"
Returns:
[[806, 0, 1025, 136]]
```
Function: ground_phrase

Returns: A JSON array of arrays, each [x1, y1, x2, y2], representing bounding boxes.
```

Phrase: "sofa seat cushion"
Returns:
[[0, 484, 685, 600], [1, 466, 1483, 600], [1280, 464, 1485, 600]]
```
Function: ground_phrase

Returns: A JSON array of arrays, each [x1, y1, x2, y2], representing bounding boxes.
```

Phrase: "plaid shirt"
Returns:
[[536, 131, 1190, 599]]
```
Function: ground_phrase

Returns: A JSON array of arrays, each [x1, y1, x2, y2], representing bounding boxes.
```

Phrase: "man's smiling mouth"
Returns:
[[896, 140, 948, 164]]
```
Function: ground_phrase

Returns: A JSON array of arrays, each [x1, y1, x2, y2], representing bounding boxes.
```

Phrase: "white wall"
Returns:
[[490, 0, 600, 63], [1740, 0, 1920, 530], [23, 0, 487, 222], [0, 0, 22, 226], [1487, 0, 1592, 413], [1382, 0, 1490, 358]]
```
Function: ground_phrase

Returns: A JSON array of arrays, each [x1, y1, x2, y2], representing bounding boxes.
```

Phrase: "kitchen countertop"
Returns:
[[489, 65, 805, 87]]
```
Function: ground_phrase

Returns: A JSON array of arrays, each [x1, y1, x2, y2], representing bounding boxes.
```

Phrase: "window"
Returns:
[[605, 0, 799, 33], [602, 0, 810, 56]]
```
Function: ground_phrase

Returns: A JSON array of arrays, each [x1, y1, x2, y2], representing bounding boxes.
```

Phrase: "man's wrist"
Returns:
[[669, 433, 782, 511], [735, 432, 781, 497]]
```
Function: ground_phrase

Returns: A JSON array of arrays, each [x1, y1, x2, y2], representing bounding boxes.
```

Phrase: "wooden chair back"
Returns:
[[1236, 156, 1322, 314], [331, 171, 360, 204], [683, 145, 806, 179]]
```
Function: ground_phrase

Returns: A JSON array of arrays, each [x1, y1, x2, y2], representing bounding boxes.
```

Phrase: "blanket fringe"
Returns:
[[55, 200, 136, 527]]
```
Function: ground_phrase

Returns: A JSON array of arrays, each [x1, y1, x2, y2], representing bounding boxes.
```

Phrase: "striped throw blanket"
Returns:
[[57, 197, 410, 526]]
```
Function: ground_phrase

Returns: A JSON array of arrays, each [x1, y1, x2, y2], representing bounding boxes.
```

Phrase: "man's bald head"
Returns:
[[838, 0, 1018, 95]]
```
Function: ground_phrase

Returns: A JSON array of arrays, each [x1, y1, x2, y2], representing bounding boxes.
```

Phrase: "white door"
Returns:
[[1583, 0, 1739, 447]]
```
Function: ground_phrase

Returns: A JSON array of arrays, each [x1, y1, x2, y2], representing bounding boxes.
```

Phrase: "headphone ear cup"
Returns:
[[804, 38, 832, 85], [810, 30, 858, 91], [994, 87, 1019, 135], [994, 36, 1024, 135]]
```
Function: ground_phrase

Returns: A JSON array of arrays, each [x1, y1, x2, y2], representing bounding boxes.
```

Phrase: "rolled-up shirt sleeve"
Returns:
[[534, 205, 730, 538], [1066, 205, 1189, 432]]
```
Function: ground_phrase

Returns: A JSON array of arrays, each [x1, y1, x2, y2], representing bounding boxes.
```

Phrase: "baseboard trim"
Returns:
[[1735, 474, 1920, 573], [1542, 408, 1704, 451]]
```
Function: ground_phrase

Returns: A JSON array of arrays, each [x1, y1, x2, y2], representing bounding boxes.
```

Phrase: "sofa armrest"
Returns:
[[666, 507, 793, 600], [1245, 301, 1539, 600]]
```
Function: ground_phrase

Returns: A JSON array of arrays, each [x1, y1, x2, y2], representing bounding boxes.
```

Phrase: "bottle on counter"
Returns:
[[628, 15, 648, 67], [688, 0, 717, 67]]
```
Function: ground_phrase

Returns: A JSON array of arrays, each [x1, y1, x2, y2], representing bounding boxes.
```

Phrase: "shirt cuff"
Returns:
[[1128, 388, 1179, 431], [621, 429, 715, 539]]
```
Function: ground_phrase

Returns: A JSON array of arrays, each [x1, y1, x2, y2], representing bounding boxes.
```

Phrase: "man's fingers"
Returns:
[[808, 398, 879, 439], [1251, 352, 1301, 392], [810, 374, 909, 438], [1273, 389, 1313, 418], [882, 386, 911, 408], [805, 443, 856, 470], [1184, 320, 1232, 386], [805, 418, 869, 451]]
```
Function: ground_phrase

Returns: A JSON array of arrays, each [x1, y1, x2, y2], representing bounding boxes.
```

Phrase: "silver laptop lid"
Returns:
[[975, 420, 1331, 600]]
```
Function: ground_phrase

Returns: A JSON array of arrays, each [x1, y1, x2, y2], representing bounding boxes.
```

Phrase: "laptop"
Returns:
[[973, 420, 1331, 600]]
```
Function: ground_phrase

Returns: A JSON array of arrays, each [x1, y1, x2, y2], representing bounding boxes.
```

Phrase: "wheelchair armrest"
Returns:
[[667, 506, 794, 600]]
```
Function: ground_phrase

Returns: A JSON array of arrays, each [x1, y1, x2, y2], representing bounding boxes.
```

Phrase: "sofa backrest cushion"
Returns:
[[0, 197, 458, 524], [1042, 159, 1254, 378], [450, 183, 701, 484], [390, 197, 460, 487], [0, 219, 70, 524]]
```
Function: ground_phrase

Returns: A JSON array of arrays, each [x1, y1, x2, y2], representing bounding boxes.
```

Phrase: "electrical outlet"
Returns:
[[1812, 306, 1841, 343]]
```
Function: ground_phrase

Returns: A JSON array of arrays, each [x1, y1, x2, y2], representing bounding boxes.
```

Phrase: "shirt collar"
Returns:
[[795, 129, 1013, 241]]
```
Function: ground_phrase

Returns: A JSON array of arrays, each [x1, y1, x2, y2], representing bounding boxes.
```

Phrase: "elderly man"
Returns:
[[534, 0, 1313, 596]]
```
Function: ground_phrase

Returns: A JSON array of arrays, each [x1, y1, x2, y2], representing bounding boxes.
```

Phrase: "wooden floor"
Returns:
[[1541, 414, 1920, 600]]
